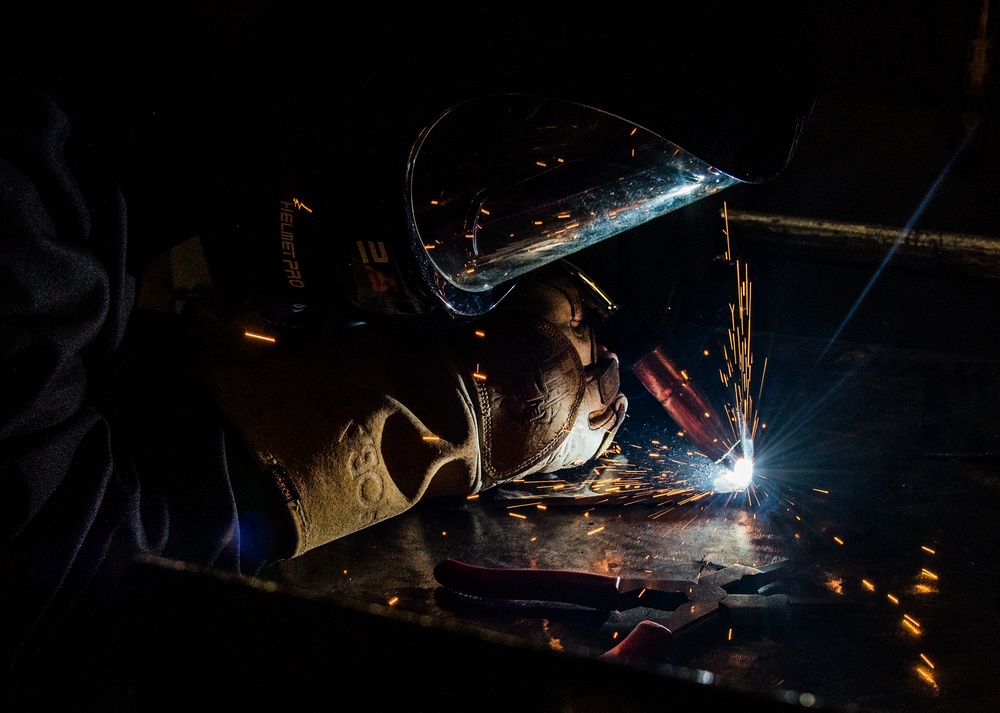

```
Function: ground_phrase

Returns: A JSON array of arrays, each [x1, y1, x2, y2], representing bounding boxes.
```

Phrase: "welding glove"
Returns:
[[203, 274, 627, 559], [457, 274, 628, 488]]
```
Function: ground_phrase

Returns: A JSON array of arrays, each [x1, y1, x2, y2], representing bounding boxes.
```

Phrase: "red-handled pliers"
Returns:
[[433, 558, 797, 665]]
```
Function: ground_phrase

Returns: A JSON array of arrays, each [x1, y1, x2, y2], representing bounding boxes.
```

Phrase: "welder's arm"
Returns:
[[202, 276, 627, 559]]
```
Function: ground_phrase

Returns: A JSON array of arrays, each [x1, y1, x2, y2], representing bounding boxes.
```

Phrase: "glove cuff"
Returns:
[[204, 328, 482, 557]]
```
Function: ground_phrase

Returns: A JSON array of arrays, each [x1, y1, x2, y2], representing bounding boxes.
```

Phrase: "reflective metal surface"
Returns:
[[272, 331, 1000, 712]]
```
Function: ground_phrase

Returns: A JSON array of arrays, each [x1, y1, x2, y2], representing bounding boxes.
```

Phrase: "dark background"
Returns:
[[136, 3, 1000, 712], [5, 2, 999, 711]]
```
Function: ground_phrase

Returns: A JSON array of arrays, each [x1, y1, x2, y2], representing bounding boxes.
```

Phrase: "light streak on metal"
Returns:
[[816, 119, 979, 361], [422, 435, 441, 442]]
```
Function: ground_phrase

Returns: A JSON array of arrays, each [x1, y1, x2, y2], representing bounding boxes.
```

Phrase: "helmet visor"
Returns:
[[406, 94, 741, 299]]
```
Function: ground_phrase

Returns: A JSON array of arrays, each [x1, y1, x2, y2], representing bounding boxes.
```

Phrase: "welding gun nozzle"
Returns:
[[632, 344, 732, 462]]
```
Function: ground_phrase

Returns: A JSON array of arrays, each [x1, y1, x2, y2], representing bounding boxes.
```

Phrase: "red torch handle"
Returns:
[[632, 344, 730, 461], [433, 559, 622, 611]]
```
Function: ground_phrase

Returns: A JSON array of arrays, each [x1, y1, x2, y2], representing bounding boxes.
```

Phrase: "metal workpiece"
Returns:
[[724, 209, 1000, 280], [273, 330, 1000, 713]]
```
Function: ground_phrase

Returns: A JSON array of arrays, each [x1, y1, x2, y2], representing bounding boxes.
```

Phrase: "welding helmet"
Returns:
[[232, 4, 817, 329], [255, 94, 741, 325]]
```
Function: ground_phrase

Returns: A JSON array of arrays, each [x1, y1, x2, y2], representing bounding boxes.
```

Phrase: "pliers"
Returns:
[[433, 558, 799, 664]]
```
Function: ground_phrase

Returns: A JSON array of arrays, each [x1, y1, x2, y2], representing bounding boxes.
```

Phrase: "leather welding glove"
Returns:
[[202, 275, 627, 559], [452, 274, 628, 488]]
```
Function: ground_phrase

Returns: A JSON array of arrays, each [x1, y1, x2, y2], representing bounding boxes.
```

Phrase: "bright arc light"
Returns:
[[716, 456, 754, 492]]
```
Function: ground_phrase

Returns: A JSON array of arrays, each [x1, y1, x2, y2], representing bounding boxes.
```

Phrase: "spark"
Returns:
[[887, 593, 899, 605], [587, 526, 605, 536], [902, 618, 921, 636], [862, 579, 875, 592], [244, 331, 276, 343], [920, 653, 935, 669], [716, 207, 764, 491], [921, 546, 936, 554], [509, 512, 527, 520], [833, 536, 844, 545], [387, 596, 399, 606], [422, 435, 441, 442], [921, 568, 939, 580], [915, 666, 937, 687]]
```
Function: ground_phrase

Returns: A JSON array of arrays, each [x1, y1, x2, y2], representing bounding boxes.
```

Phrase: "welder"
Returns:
[[0, 2, 816, 709]]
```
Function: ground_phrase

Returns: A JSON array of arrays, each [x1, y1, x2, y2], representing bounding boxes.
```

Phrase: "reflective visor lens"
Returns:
[[407, 95, 740, 294]]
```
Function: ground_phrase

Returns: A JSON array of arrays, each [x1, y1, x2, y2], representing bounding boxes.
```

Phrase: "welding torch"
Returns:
[[631, 343, 749, 474]]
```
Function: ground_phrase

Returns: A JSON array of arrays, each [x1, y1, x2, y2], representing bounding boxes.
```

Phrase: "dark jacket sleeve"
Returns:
[[0, 77, 272, 704], [0, 75, 138, 672]]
